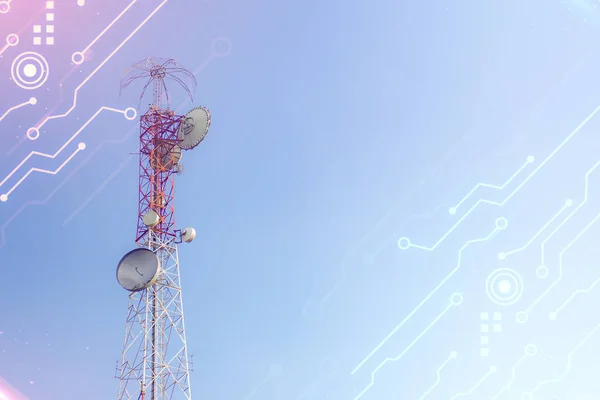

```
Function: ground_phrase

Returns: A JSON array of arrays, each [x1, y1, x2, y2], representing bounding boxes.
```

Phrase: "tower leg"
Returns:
[[117, 236, 192, 400]]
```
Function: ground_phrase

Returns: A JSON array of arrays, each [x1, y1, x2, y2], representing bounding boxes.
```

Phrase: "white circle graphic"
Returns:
[[485, 268, 524, 306], [497, 280, 511, 293], [11, 52, 50, 90], [23, 64, 37, 77]]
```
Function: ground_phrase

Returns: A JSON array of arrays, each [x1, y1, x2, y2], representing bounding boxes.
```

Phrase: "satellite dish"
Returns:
[[143, 210, 160, 228], [181, 227, 196, 243], [150, 143, 182, 171], [162, 144, 182, 170], [116, 248, 161, 292], [178, 106, 210, 150]]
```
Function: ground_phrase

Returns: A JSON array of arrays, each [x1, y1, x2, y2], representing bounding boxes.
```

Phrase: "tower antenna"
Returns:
[[120, 57, 197, 109], [115, 57, 210, 400]]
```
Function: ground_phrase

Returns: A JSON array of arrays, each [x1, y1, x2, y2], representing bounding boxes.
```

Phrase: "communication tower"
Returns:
[[114, 57, 211, 400]]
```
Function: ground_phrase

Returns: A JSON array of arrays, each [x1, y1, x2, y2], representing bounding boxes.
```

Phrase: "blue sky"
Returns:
[[2, 0, 600, 399]]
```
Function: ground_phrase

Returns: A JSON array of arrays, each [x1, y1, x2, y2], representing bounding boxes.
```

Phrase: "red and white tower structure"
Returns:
[[114, 58, 211, 400]]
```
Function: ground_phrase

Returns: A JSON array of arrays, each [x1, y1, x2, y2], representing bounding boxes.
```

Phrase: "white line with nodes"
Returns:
[[490, 344, 538, 400], [30, 0, 169, 138], [0, 97, 36, 122], [72, 0, 139, 65], [517, 208, 600, 323], [0, 32, 19, 57], [449, 156, 533, 216], [0, 106, 136, 202], [497, 199, 572, 260], [450, 365, 497, 400], [400, 103, 600, 253], [518, 160, 600, 318], [400, 182, 522, 252], [539, 160, 600, 267], [353, 294, 461, 400], [350, 106, 600, 374], [351, 222, 505, 375], [551, 276, 600, 319], [522, 211, 600, 316], [1, 144, 86, 201], [417, 351, 457, 400], [521, 323, 600, 399]]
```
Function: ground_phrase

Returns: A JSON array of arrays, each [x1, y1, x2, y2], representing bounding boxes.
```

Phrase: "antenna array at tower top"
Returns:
[[119, 57, 197, 109]]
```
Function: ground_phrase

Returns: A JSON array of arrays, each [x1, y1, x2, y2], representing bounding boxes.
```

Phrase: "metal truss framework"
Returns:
[[116, 108, 192, 400]]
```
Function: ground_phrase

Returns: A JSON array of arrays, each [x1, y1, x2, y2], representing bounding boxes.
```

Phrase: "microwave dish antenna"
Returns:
[[116, 248, 161, 292], [150, 143, 183, 171], [178, 106, 211, 150]]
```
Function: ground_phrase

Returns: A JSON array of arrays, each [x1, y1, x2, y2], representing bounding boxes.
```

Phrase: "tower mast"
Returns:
[[115, 58, 209, 400]]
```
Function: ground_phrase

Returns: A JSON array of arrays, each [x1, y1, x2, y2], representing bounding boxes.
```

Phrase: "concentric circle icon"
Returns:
[[485, 268, 524, 306], [11, 52, 50, 90]]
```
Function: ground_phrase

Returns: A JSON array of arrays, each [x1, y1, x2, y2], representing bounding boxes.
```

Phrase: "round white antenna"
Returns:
[[181, 227, 196, 243], [161, 144, 182, 170], [151, 143, 182, 170], [143, 210, 160, 228], [116, 248, 161, 292], [178, 106, 210, 150]]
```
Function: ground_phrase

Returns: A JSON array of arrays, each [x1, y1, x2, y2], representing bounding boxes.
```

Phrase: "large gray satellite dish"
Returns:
[[178, 106, 211, 150], [116, 248, 161, 292]]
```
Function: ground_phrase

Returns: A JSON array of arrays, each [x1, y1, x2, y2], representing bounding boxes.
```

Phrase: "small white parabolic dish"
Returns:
[[143, 210, 159, 228], [151, 143, 182, 171], [181, 227, 196, 243], [162, 144, 182, 170], [116, 248, 161, 292]]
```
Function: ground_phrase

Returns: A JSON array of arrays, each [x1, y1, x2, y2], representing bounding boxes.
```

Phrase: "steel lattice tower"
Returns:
[[115, 58, 210, 400]]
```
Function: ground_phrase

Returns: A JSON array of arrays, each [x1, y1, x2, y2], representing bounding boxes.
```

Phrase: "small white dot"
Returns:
[[23, 64, 37, 77], [29, 97, 37, 105], [78, 142, 86, 150], [497, 280, 511, 293]]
